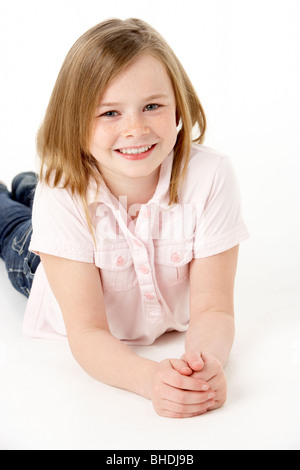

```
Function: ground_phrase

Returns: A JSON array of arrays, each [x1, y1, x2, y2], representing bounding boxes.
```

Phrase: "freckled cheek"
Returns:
[[90, 124, 118, 152], [155, 114, 177, 145]]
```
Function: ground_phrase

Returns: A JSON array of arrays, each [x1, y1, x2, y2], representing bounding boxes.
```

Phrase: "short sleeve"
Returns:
[[29, 182, 95, 263], [193, 156, 249, 258]]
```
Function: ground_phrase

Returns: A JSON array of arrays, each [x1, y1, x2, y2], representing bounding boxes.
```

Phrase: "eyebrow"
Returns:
[[98, 93, 169, 108]]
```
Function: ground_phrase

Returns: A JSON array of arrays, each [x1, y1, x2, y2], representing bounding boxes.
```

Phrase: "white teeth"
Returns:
[[118, 145, 153, 155]]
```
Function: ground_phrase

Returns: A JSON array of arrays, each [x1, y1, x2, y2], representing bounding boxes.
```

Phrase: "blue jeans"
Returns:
[[0, 172, 40, 298]]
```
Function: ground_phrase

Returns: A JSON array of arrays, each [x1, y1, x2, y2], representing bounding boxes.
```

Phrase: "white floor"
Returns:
[[0, 244, 299, 450], [0, 0, 299, 452]]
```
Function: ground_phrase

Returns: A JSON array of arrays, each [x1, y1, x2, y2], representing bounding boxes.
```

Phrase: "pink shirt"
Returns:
[[23, 144, 249, 345]]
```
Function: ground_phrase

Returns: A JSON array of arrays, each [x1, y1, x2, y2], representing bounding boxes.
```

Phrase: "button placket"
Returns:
[[139, 265, 150, 274], [145, 292, 155, 301], [112, 204, 163, 322], [134, 246, 162, 322]]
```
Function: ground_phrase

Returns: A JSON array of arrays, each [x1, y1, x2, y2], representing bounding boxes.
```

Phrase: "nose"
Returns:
[[121, 113, 150, 138]]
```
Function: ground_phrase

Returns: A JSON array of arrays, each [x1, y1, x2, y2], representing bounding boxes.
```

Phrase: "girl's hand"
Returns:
[[179, 351, 228, 411], [150, 358, 215, 418]]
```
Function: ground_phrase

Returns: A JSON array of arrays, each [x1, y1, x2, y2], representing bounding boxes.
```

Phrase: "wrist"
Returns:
[[136, 358, 159, 400]]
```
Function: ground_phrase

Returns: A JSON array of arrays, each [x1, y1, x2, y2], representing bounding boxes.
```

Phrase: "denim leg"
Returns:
[[0, 188, 40, 298]]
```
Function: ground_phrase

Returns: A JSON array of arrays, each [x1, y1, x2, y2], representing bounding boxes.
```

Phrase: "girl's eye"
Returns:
[[101, 111, 119, 117], [145, 104, 159, 111]]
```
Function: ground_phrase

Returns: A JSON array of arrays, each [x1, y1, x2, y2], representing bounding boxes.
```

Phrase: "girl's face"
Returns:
[[90, 54, 178, 183]]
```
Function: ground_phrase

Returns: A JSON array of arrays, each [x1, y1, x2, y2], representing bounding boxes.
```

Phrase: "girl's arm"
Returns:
[[40, 253, 212, 418], [176, 246, 239, 411], [186, 245, 239, 366], [39, 253, 157, 398]]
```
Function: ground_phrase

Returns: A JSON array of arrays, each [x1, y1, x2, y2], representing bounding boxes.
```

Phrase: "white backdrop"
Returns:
[[1, 0, 299, 266], [0, 0, 299, 450]]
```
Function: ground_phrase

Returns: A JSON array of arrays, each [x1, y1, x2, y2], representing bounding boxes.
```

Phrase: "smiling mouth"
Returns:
[[115, 144, 156, 160], [117, 144, 155, 155]]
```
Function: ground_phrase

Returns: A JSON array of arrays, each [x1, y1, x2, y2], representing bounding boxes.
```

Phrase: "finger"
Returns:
[[157, 409, 208, 419], [169, 358, 193, 376], [181, 351, 204, 371], [161, 369, 211, 392], [161, 397, 216, 416], [168, 388, 215, 406]]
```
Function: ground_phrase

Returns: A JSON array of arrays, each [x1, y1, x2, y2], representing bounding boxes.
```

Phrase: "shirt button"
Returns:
[[140, 265, 150, 274], [145, 293, 155, 300], [171, 252, 181, 263], [116, 256, 125, 267]]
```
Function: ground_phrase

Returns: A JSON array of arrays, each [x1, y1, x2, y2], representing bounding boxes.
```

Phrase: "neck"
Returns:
[[99, 166, 160, 209]]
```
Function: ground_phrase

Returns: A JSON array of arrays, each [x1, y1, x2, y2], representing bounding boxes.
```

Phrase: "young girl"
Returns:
[[0, 18, 249, 418]]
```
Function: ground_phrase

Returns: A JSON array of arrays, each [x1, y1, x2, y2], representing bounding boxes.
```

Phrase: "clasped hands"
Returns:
[[150, 351, 227, 419]]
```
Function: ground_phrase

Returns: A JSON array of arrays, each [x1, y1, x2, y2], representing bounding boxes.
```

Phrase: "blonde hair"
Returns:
[[37, 18, 206, 215]]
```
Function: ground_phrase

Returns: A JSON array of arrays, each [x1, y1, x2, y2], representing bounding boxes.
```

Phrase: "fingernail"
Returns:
[[192, 361, 203, 370], [208, 392, 214, 399], [202, 384, 209, 391], [192, 360, 202, 366]]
